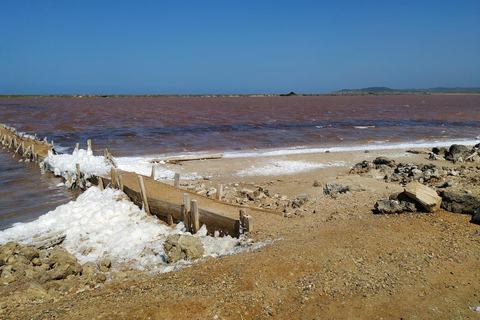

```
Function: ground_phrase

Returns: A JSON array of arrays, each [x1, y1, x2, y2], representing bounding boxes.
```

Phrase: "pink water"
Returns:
[[1, 94, 480, 227]]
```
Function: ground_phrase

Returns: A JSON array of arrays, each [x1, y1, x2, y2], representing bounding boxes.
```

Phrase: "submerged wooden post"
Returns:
[[183, 194, 190, 232], [216, 184, 223, 200], [151, 166, 156, 179], [98, 177, 104, 191], [137, 175, 150, 215], [174, 173, 180, 187], [190, 199, 199, 234]]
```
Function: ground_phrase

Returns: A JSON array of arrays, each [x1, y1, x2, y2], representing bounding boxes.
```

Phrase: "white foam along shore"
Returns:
[[0, 187, 262, 272]]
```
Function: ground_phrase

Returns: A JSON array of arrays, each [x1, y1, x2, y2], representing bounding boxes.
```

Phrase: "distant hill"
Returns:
[[332, 87, 480, 94]]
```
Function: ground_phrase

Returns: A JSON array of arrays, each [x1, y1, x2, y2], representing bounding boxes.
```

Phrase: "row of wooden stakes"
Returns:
[[1, 124, 253, 237]]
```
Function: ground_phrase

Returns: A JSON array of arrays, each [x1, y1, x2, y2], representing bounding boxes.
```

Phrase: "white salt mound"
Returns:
[[0, 187, 260, 272]]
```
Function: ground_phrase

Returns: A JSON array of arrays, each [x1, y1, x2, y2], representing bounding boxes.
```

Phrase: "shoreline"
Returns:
[[1, 129, 480, 319]]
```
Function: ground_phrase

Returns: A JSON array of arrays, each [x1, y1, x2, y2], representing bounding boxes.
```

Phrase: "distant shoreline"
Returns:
[[1, 92, 480, 99]]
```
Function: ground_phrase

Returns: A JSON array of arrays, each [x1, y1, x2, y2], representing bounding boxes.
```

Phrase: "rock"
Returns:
[[31, 233, 66, 250], [472, 209, 480, 225], [164, 234, 204, 263], [349, 160, 374, 175], [323, 183, 350, 196], [404, 182, 441, 212], [46, 247, 82, 279], [21, 246, 40, 262], [445, 144, 471, 162], [428, 152, 445, 161], [432, 147, 447, 156], [439, 179, 454, 188], [374, 192, 419, 214], [26, 283, 48, 299], [99, 259, 112, 272], [81, 262, 97, 278], [313, 180, 323, 187], [373, 157, 396, 167], [374, 199, 403, 214], [438, 191, 480, 215]]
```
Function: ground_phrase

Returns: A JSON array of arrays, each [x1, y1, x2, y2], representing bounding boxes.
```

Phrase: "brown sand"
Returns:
[[1, 147, 480, 319]]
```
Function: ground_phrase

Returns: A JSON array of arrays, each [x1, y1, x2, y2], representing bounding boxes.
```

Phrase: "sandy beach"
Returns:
[[1, 145, 479, 319]]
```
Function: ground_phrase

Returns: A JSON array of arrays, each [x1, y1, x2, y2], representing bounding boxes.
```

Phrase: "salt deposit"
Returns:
[[0, 187, 262, 272], [43, 148, 111, 183], [236, 160, 346, 176]]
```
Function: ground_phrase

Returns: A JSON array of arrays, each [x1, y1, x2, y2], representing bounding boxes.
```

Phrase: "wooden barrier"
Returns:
[[0, 125, 254, 238]]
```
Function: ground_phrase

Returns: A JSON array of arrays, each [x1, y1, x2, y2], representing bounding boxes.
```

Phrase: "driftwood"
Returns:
[[149, 154, 223, 164]]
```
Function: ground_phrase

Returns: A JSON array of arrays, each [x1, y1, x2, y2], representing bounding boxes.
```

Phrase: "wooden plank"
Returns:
[[98, 177, 104, 191], [137, 175, 150, 215], [149, 154, 223, 163]]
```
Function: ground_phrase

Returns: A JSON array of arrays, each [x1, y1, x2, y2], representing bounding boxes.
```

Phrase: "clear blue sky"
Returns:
[[1, 0, 479, 94]]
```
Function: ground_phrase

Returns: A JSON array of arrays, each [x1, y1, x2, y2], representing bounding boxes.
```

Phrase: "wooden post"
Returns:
[[111, 167, 117, 189], [151, 166, 156, 179], [118, 175, 124, 191], [87, 139, 92, 152], [104, 148, 108, 160], [31, 144, 36, 162], [167, 214, 174, 226], [183, 194, 190, 232], [245, 216, 254, 232], [239, 209, 246, 234], [174, 173, 180, 187], [137, 175, 150, 215], [51, 140, 54, 147], [190, 199, 199, 234], [98, 177, 104, 191], [216, 184, 223, 200], [76, 163, 82, 188], [75, 143, 79, 152]]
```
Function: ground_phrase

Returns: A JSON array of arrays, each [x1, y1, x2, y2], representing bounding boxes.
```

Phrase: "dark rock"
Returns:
[[323, 183, 350, 196], [391, 192, 420, 212], [432, 147, 447, 156], [472, 209, 480, 225], [445, 144, 471, 162], [373, 157, 396, 167], [374, 199, 403, 214], [374, 192, 420, 214], [349, 160, 374, 174], [439, 191, 480, 215]]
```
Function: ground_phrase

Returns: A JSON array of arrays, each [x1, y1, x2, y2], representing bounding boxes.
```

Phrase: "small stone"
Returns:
[[313, 180, 323, 187]]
